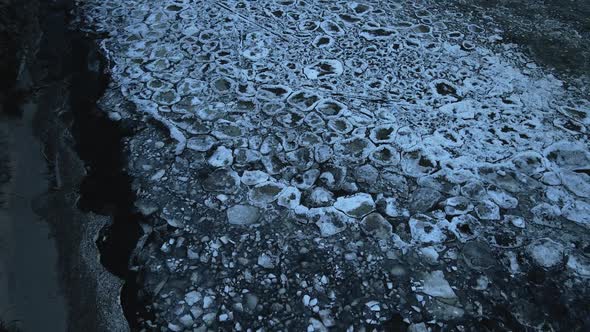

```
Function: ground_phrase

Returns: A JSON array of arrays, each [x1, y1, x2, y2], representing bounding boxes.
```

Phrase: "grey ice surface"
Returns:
[[74, 0, 589, 331]]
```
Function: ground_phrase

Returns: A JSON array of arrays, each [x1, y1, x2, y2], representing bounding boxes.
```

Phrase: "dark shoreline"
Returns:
[[1, 0, 135, 330]]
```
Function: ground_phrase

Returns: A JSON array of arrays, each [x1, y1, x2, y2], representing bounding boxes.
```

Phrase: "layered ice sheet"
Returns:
[[75, 0, 590, 330]]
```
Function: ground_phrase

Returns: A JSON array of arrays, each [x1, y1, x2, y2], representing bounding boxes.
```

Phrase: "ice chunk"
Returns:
[[558, 106, 590, 125], [202, 312, 216, 325], [369, 125, 397, 144], [409, 215, 446, 244], [314, 99, 347, 118], [315, 209, 348, 237], [360, 213, 393, 239], [179, 314, 194, 327], [241, 46, 269, 61], [249, 181, 285, 205], [168, 323, 182, 332], [348, 2, 372, 14], [168, 123, 187, 155], [395, 126, 421, 151], [314, 144, 333, 163], [196, 106, 223, 121], [487, 190, 518, 209], [425, 299, 464, 320], [257, 253, 275, 269], [370, 146, 400, 165], [232, 148, 260, 165], [560, 170, 590, 198], [567, 255, 590, 277], [544, 141, 590, 170], [298, 132, 323, 147], [382, 197, 407, 218], [286, 148, 315, 170], [504, 215, 526, 228], [439, 100, 476, 120], [531, 203, 562, 227], [227, 205, 260, 225], [303, 60, 344, 79], [540, 171, 561, 185], [108, 111, 122, 121], [360, 27, 397, 40], [153, 89, 181, 106], [420, 246, 440, 263], [291, 169, 320, 190], [318, 166, 347, 190], [461, 181, 487, 200], [444, 196, 474, 216], [260, 135, 282, 155], [150, 169, 166, 181], [309, 187, 335, 207], [527, 238, 565, 269], [303, 294, 311, 306], [256, 84, 292, 101], [334, 193, 375, 218], [365, 300, 380, 311], [277, 186, 302, 209], [449, 214, 481, 242], [241, 170, 269, 186], [305, 112, 327, 130], [355, 164, 379, 184], [287, 90, 322, 111], [261, 154, 289, 175], [422, 270, 456, 298], [327, 118, 353, 134], [562, 200, 590, 228], [312, 35, 335, 48], [510, 151, 546, 175], [187, 135, 216, 152], [334, 137, 376, 162], [319, 20, 344, 36], [475, 200, 501, 220], [210, 76, 234, 94], [408, 323, 428, 332], [212, 120, 244, 140], [185, 291, 202, 306], [208, 146, 233, 167], [402, 149, 438, 177], [462, 240, 496, 269], [410, 187, 442, 213], [202, 169, 241, 194]]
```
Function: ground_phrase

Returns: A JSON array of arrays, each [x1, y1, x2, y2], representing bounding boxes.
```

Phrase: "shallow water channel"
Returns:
[[0, 102, 67, 331]]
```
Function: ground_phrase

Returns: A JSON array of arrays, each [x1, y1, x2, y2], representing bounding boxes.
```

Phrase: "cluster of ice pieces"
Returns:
[[75, 0, 590, 330]]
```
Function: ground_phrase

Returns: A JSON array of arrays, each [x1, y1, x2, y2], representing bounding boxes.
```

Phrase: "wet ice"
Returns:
[[75, 0, 590, 329]]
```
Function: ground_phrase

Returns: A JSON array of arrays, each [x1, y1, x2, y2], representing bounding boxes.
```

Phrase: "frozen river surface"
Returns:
[[74, 0, 589, 330]]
